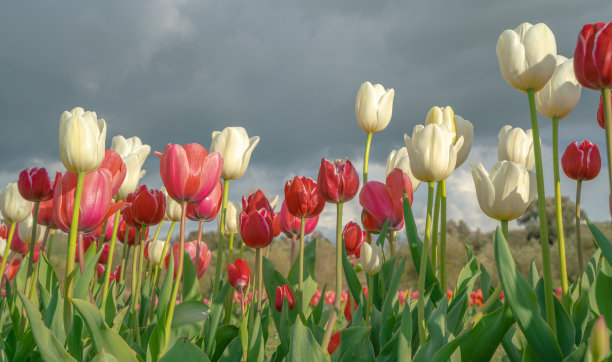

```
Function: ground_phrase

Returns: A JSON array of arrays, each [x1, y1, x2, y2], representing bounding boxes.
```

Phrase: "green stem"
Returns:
[[152, 220, 164, 243], [213, 179, 230, 298], [119, 226, 131, 285], [363, 132, 373, 184], [164, 202, 187, 352], [365, 274, 373, 325], [576, 180, 583, 296], [418, 181, 435, 346], [97, 218, 109, 252], [431, 182, 441, 272], [527, 88, 556, 333], [501, 220, 508, 240], [29, 226, 50, 302], [440, 180, 447, 292], [602, 88, 612, 207], [102, 210, 121, 307], [298, 216, 306, 317], [321, 202, 343, 350], [0, 223, 16, 287], [25, 201, 40, 298], [46, 229, 55, 257], [389, 231, 396, 258], [131, 227, 143, 345], [153, 221, 176, 287], [63, 171, 85, 333], [257, 248, 263, 315], [196, 220, 204, 275], [228, 233, 235, 264], [552, 117, 569, 308]]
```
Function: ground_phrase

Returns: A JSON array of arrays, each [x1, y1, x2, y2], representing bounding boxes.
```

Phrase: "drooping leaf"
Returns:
[[205, 282, 231, 357], [380, 258, 405, 349], [182, 250, 201, 302], [74, 247, 103, 300], [286, 318, 329, 362], [159, 338, 210, 362], [586, 217, 612, 266], [459, 304, 515, 361], [331, 327, 375, 362]]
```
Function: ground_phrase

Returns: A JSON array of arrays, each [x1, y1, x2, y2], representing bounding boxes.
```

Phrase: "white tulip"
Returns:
[[18, 214, 45, 244], [112, 135, 151, 200], [355, 82, 395, 133], [385, 147, 421, 191], [498, 125, 535, 171], [59, 107, 107, 173], [0, 237, 6, 257], [217, 201, 239, 236], [496, 22, 557, 92], [147, 239, 166, 265], [404, 124, 464, 183], [535, 56, 581, 120], [470, 161, 536, 221], [425, 106, 474, 168], [210, 127, 259, 180], [0, 183, 33, 223], [358, 242, 382, 275], [162, 188, 183, 222]]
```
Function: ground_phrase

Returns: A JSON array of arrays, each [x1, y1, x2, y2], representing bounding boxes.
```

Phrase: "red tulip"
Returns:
[[284, 176, 325, 218], [9, 226, 28, 254], [37, 199, 58, 229], [311, 289, 322, 306], [111, 265, 121, 282], [18, 168, 60, 202], [96, 264, 105, 279], [561, 141, 601, 181], [598, 93, 610, 129], [1, 257, 21, 285], [99, 150, 127, 197], [328, 331, 341, 355], [239, 190, 275, 249], [344, 293, 357, 322], [186, 179, 223, 222], [278, 201, 318, 238], [359, 168, 412, 233], [227, 258, 251, 292], [317, 158, 360, 203], [117, 215, 148, 245], [124, 185, 166, 227], [53, 169, 126, 234], [574, 22, 612, 89], [275, 284, 296, 312], [165, 240, 211, 279], [343, 222, 367, 258], [156, 143, 223, 203]]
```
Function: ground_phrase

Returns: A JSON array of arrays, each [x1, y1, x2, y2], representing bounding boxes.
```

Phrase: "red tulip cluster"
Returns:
[[122, 185, 166, 228]]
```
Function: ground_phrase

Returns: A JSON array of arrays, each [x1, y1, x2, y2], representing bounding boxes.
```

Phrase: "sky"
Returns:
[[1, 0, 611, 238]]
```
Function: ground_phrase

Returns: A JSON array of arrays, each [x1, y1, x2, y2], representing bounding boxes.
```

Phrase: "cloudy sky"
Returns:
[[1, 0, 611, 238]]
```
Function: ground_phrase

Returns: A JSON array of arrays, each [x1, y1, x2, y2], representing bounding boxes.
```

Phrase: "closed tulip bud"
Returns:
[[284, 176, 325, 218], [59, 107, 107, 173], [404, 123, 464, 182], [239, 190, 275, 249], [574, 22, 612, 90], [217, 201, 239, 236], [210, 127, 260, 180], [360, 169, 412, 233], [561, 141, 601, 181], [275, 284, 296, 312], [186, 180, 223, 222], [162, 188, 183, 222], [112, 135, 150, 200], [471, 161, 536, 221], [385, 147, 421, 191], [590, 316, 610, 362], [424, 106, 473, 168], [18, 168, 60, 202], [317, 158, 359, 204], [0, 183, 34, 223], [534, 56, 581, 120], [328, 331, 341, 355], [355, 81, 395, 133], [343, 221, 366, 258], [496, 23, 557, 92], [0, 237, 6, 257], [497, 125, 536, 171], [17, 214, 45, 245], [227, 258, 250, 292], [357, 242, 382, 275], [145, 239, 166, 265], [125, 185, 166, 227]]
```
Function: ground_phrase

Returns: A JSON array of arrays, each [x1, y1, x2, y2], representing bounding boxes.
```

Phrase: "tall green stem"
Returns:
[[440, 179, 447, 293], [527, 88, 556, 333], [196, 220, 204, 274], [25, 201, 40, 298], [102, 210, 121, 306], [164, 202, 187, 351], [63, 171, 85, 333], [298, 216, 306, 317], [576, 180, 583, 296], [602, 88, 612, 202], [363, 132, 373, 184], [153, 221, 176, 287], [501, 220, 508, 240], [418, 182, 435, 346], [257, 248, 263, 315], [119, 226, 131, 285], [29, 226, 50, 302], [46, 229, 55, 256], [131, 227, 143, 345], [431, 183, 441, 272], [0, 223, 16, 286], [321, 202, 343, 350], [213, 179, 230, 298], [552, 116, 569, 308], [228, 233, 235, 264]]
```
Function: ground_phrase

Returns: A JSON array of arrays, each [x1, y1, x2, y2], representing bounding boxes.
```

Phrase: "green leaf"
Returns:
[[552, 295, 575, 357], [571, 293, 589, 344], [160, 339, 210, 362], [67, 315, 83, 361], [529, 261, 539, 290], [172, 300, 209, 328], [459, 304, 515, 361], [586, 217, 612, 267], [72, 298, 138, 362], [287, 238, 318, 316], [17, 292, 76, 362], [212, 325, 239, 362], [413, 297, 448, 362], [205, 282, 231, 357], [38, 252, 58, 296], [112, 306, 129, 334], [247, 313, 264, 362], [480, 263, 492, 301], [588, 260, 612, 329], [562, 343, 586, 362], [493, 227, 562, 361], [218, 337, 243, 362], [104, 284, 117, 327], [42, 285, 65, 345], [286, 318, 329, 362], [182, 250, 201, 302], [331, 327, 375, 362], [380, 258, 405, 349], [398, 302, 412, 359], [91, 349, 119, 362], [342, 246, 366, 310], [74, 247, 103, 300], [157, 251, 174, 325]]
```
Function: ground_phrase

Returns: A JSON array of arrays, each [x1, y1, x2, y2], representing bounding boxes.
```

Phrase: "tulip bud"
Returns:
[[210, 127, 260, 180], [355, 81, 395, 133], [317, 158, 360, 204], [385, 147, 421, 191], [590, 316, 610, 362], [561, 141, 601, 181], [18, 168, 59, 202], [59, 107, 107, 173], [424, 106, 473, 169], [574, 22, 612, 90], [227, 258, 251, 293], [328, 331, 341, 356], [17, 214, 45, 245], [162, 188, 183, 222], [535, 56, 581, 120], [497, 125, 536, 171], [275, 284, 296, 312], [0, 183, 34, 224], [496, 23, 557, 92], [357, 242, 382, 275], [343, 221, 366, 258], [145, 239, 166, 265], [217, 201, 239, 236]]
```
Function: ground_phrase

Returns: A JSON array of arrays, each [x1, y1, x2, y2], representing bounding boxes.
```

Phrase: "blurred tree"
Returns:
[[516, 196, 583, 244]]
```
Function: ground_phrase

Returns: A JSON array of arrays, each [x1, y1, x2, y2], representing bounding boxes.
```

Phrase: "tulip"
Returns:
[[470, 161, 536, 221], [284, 176, 325, 218], [343, 222, 367, 258], [17, 168, 59, 202], [161, 188, 183, 222], [1, 258, 21, 285], [217, 201, 239, 236], [357, 242, 382, 275], [37, 199, 57, 229], [275, 284, 296, 312], [227, 258, 250, 293], [316, 158, 360, 204], [117, 215, 147, 245], [355, 82, 395, 134], [344, 293, 357, 322], [359, 169, 412, 233], [157, 143, 223, 203], [239, 190, 275, 249], [562, 141, 601, 181], [404, 123, 464, 182], [99, 150, 127, 197], [535, 56, 582, 120], [385, 147, 421, 191], [496, 23, 557, 92], [497, 125, 535, 171], [112, 136, 151, 201], [328, 331, 341, 355], [145, 239, 166, 265], [210, 127, 260, 180], [590, 316, 610, 362], [17, 214, 45, 245], [124, 185, 166, 227], [9, 227, 27, 254], [279, 201, 318, 238], [246, 188, 279, 210], [186, 180, 223, 222], [423, 107, 473, 169], [165, 240, 211, 279], [59, 107, 107, 173], [0, 238, 5, 257], [574, 22, 612, 90], [0, 183, 33, 224], [598, 94, 609, 129]]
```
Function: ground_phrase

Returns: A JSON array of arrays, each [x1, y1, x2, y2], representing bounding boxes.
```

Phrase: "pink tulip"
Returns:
[[186, 179, 223, 222], [278, 201, 318, 238], [359, 168, 412, 233], [165, 240, 211, 279]]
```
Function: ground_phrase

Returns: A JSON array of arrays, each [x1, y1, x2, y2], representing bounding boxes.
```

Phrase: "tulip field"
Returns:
[[1, 21, 612, 362]]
